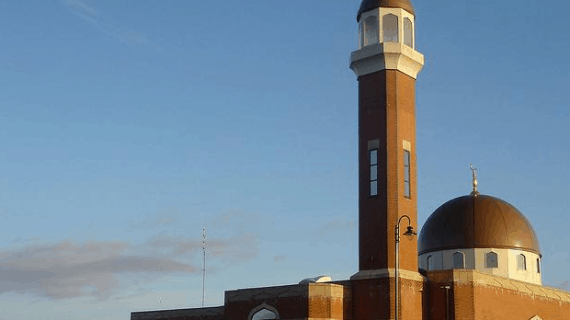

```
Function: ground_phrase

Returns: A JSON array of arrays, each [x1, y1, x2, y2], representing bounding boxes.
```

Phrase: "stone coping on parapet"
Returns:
[[427, 269, 570, 303], [351, 268, 426, 282], [131, 306, 224, 320], [225, 282, 349, 303]]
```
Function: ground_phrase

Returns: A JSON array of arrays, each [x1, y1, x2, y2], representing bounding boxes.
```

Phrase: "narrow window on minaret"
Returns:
[[364, 16, 378, 46], [359, 21, 364, 48], [404, 150, 411, 198], [369, 149, 378, 196], [383, 14, 398, 43], [404, 18, 413, 48]]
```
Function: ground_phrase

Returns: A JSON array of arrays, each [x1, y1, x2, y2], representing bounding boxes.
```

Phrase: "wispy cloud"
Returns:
[[212, 211, 261, 229], [0, 233, 258, 301], [317, 219, 356, 236], [127, 209, 182, 230], [60, 0, 97, 18], [58, 0, 162, 50], [273, 255, 287, 263]]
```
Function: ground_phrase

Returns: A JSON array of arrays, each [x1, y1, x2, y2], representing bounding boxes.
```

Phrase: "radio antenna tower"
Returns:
[[201, 226, 206, 307]]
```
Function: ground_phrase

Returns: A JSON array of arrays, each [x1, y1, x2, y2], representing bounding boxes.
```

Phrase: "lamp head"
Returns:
[[404, 226, 417, 237]]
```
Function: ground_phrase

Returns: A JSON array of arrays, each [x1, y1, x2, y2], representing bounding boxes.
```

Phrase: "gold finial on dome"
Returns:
[[470, 164, 479, 196]]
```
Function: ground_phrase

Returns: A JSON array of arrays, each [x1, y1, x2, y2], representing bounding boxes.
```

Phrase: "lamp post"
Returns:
[[395, 215, 417, 320]]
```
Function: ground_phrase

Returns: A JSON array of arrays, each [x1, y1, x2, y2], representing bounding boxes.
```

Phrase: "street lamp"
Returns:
[[395, 215, 417, 320]]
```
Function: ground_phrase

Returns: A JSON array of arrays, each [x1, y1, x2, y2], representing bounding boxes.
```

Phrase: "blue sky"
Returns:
[[0, 0, 569, 319]]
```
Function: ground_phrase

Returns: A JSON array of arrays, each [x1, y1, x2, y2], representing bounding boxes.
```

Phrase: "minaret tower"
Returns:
[[349, 0, 424, 319]]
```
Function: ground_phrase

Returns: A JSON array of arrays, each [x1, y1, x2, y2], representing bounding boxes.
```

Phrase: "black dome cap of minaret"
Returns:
[[357, 0, 415, 21]]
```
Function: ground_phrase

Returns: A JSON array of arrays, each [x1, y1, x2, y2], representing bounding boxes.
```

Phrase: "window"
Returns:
[[427, 255, 434, 270], [404, 150, 411, 198], [517, 254, 526, 271], [403, 18, 413, 47], [249, 304, 279, 320], [370, 149, 378, 196], [364, 16, 379, 46], [452, 252, 464, 269], [486, 252, 498, 268], [359, 21, 364, 48], [537, 258, 540, 273], [383, 14, 399, 43], [252, 309, 278, 320]]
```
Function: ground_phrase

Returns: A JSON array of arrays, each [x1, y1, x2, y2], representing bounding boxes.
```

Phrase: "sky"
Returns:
[[0, 0, 569, 319]]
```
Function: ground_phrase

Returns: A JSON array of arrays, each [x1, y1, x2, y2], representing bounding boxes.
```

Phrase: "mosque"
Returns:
[[131, 0, 570, 319]]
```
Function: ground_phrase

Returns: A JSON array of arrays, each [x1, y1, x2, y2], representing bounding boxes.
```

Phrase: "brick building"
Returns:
[[131, 0, 570, 319]]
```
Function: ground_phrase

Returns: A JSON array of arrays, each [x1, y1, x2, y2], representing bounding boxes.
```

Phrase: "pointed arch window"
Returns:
[[249, 304, 279, 320], [485, 252, 498, 268], [383, 14, 398, 43], [517, 254, 527, 271], [363, 16, 379, 46], [452, 252, 465, 269], [403, 17, 413, 47]]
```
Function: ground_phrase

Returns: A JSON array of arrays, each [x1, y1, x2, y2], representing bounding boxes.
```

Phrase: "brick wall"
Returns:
[[426, 269, 570, 320], [358, 69, 419, 273]]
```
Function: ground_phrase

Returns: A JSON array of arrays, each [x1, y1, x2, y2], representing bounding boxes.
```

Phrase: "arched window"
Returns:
[[383, 14, 398, 43], [252, 309, 278, 320], [427, 255, 434, 270], [363, 16, 379, 46], [517, 254, 526, 271], [537, 258, 541, 273], [403, 17, 413, 47], [249, 304, 279, 320], [485, 252, 498, 268], [452, 252, 465, 269]]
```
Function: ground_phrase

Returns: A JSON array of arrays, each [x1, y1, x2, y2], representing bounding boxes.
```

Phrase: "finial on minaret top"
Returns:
[[470, 164, 480, 196]]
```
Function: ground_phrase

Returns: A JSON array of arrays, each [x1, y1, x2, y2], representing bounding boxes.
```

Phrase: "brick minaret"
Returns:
[[349, 0, 424, 319]]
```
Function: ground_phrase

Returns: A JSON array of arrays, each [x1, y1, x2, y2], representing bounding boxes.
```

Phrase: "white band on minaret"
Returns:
[[350, 42, 424, 79]]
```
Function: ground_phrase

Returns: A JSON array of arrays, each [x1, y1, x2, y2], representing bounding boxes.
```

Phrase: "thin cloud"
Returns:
[[60, 0, 98, 18], [273, 255, 287, 263], [0, 233, 258, 301], [58, 0, 162, 50], [127, 209, 182, 230], [317, 219, 356, 236], [212, 211, 260, 229]]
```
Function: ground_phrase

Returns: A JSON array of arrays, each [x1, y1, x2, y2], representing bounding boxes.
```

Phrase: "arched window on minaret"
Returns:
[[383, 14, 398, 43], [403, 18, 413, 48], [363, 16, 379, 46]]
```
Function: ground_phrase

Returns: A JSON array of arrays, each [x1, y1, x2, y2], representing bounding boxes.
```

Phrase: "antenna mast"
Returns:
[[201, 226, 206, 307]]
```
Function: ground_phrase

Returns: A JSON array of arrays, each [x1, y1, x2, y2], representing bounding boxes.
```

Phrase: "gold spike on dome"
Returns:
[[470, 164, 480, 196]]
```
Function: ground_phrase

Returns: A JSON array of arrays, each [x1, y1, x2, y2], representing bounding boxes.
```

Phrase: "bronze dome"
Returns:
[[357, 0, 416, 21], [418, 195, 541, 256]]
